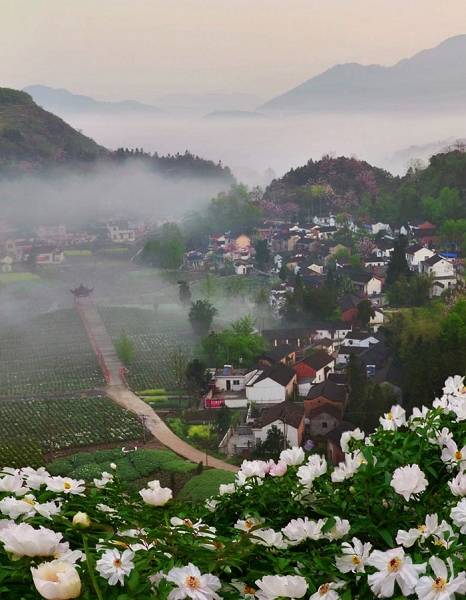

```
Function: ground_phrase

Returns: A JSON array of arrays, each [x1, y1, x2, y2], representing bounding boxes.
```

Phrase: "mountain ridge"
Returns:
[[24, 85, 163, 117], [261, 34, 466, 112]]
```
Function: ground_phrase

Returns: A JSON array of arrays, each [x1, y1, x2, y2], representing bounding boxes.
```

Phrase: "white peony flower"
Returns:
[[46, 477, 85, 496], [250, 528, 288, 549], [139, 480, 172, 507], [230, 579, 257, 597], [0, 474, 28, 496], [96, 548, 135, 586], [448, 397, 466, 422], [390, 464, 428, 501], [93, 471, 114, 489], [450, 498, 466, 533], [234, 516, 263, 533], [323, 517, 351, 541], [219, 483, 235, 495], [309, 581, 344, 600], [331, 451, 366, 483], [441, 439, 466, 470], [282, 517, 325, 545], [239, 459, 269, 478], [268, 460, 288, 477], [340, 428, 365, 453], [280, 447, 305, 466], [166, 563, 221, 600], [31, 559, 81, 599], [448, 472, 466, 497], [443, 376, 465, 397], [170, 517, 216, 538], [96, 503, 116, 514], [22, 467, 51, 490], [396, 514, 450, 548], [205, 499, 219, 512], [379, 405, 406, 431], [0, 522, 65, 557], [0, 494, 61, 521], [367, 547, 426, 597], [335, 537, 372, 573], [255, 574, 308, 599], [297, 455, 327, 487], [415, 556, 466, 600], [430, 427, 454, 447]]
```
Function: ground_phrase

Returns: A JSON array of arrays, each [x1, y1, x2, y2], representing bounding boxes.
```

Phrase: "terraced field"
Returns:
[[98, 306, 197, 391], [0, 394, 146, 467], [0, 309, 105, 397]]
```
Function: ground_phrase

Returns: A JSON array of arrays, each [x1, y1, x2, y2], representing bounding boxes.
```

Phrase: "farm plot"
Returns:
[[99, 306, 197, 391], [0, 309, 105, 397], [0, 395, 146, 467]]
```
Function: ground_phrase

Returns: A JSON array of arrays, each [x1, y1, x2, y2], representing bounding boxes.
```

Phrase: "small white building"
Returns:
[[421, 254, 457, 297], [35, 248, 65, 265], [234, 261, 253, 275], [406, 244, 435, 272], [107, 221, 136, 243], [246, 364, 297, 405]]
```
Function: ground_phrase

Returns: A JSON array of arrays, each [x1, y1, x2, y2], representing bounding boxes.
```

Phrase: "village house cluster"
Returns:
[[0, 219, 145, 271], [195, 214, 462, 462]]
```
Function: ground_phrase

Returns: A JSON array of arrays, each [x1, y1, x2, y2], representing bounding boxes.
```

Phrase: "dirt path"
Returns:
[[106, 385, 238, 472], [76, 299, 238, 473]]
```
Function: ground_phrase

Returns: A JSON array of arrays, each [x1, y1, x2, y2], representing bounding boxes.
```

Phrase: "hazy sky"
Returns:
[[3, 0, 466, 102]]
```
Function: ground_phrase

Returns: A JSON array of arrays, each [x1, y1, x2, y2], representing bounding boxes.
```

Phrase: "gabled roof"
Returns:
[[259, 345, 297, 363], [299, 351, 334, 372], [251, 363, 296, 387], [423, 254, 447, 267], [306, 380, 347, 403], [406, 243, 428, 255], [254, 401, 304, 429], [306, 403, 342, 420]]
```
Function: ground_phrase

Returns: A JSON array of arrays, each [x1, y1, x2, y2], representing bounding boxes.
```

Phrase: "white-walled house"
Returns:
[[246, 364, 297, 405], [252, 402, 304, 447], [371, 222, 391, 235], [341, 332, 379, 348], [421, 254, 457, 297], [370, 308, 384, 332], [406, 244, 435, 272], [107, 221, 136, 243]]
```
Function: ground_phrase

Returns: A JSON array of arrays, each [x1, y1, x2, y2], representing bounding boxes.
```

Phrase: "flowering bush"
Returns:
[[1, 376, 466, 599]]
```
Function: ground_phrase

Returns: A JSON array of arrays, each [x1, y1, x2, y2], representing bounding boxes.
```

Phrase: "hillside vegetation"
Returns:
[[0, 88, 108, 171]]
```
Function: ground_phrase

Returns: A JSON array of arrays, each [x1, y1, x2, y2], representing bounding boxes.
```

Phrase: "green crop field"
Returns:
[[98, 306, 197, 391], [0, 309, 105, 397], [0, 395, 146, 467]]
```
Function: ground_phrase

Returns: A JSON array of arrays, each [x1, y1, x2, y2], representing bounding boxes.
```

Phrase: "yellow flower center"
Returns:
[[63, 482, 72, 490], [434, 537, 446, 547], [245, 519, 254, 530], [433, 577, 447, 591], [351, 555, 361, 565], [455, 451, 462, 460], [319, 584, 330, 595], [113, 559, 122, 568], [244, 585, 256, 594], [186, 575, 200, 589], [23, 497, 36, 506], [183, 519, 193, 528], [388, 557, 402, 573], [386, 412, 393, 420], [417, 524, 427, 533], [43, 570, 60, 583]]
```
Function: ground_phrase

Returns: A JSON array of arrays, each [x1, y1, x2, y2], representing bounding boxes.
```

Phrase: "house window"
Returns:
[[233, 380, 240, 386]]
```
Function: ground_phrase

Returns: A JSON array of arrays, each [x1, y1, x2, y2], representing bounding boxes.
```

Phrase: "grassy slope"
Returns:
[[0, 88, 108, 168], [178, 469, 236, 502]]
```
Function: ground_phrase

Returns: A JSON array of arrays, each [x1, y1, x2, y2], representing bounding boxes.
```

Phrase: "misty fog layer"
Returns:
[[0, 162, 231, 228], [62, 111, 466, 183]]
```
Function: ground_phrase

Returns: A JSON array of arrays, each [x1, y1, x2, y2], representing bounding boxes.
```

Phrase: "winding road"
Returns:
[[76, 298, 238, 473]]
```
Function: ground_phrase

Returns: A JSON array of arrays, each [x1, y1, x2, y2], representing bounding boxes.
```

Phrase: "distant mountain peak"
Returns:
[[23, 85, 162, 116], [261, 34, 466, 113]]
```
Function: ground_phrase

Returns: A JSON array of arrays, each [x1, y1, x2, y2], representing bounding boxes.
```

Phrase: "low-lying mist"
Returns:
[[0, 161, 230, 229], [59, 109, 466, 183]]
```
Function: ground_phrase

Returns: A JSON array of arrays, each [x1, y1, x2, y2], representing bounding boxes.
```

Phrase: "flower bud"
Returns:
[[72, 512, 90, 529], [110, 463, 117, 470]]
